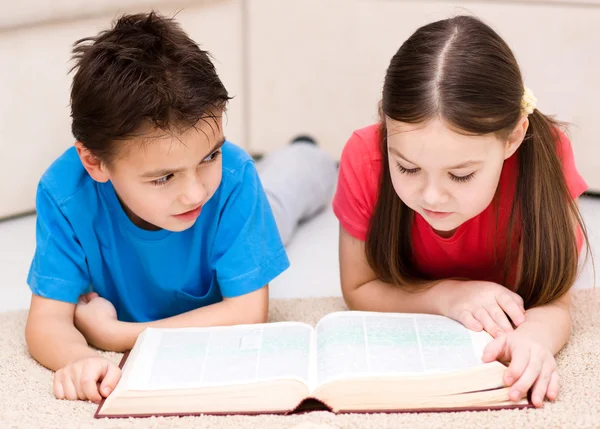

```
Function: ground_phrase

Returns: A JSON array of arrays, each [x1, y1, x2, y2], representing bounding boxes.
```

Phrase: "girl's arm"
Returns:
[[516, 292, 571, 354], [339, 225, 526, 337], [339, 225, 449, 313]]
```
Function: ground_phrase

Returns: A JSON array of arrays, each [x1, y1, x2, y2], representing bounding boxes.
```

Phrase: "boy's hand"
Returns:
[[482, 329, 559, 408], [75, 292, 119, 350], [54, 356, 121, 403], [437, 280, 526, 338]]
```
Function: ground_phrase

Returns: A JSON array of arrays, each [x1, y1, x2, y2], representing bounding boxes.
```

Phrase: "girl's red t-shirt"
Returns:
[[332, 124, 588, 285]]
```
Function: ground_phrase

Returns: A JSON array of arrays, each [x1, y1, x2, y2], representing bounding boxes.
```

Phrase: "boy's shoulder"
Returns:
[[221, 141, 255, 178], [38, 146, 93, 207]]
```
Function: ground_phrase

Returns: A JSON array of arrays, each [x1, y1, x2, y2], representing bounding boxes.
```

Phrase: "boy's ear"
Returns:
[[75, 142, 110, 183], [504, 115, 529, 160]]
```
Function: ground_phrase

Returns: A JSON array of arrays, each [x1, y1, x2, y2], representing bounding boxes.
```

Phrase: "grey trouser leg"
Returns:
[[256, 143, 338, 246]]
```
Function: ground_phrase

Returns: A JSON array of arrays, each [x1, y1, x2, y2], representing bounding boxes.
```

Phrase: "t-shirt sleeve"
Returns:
[[212, 161, 290, 298], [555, 129, 588, 253], [27, 183, 91, 303], [332, 131, 379, 241]]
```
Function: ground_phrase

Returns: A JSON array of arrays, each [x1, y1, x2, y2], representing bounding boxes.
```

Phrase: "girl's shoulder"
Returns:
[[339, 123, 383, 186], [333, 124, 383, 240], [341, 123, 382, 165]]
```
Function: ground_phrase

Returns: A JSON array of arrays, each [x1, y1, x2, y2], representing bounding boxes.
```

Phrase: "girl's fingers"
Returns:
[[504, 346, 530, 387], [485, 303, 514, 333], [510, 355, 543, 402], [530, 362, 555, 408], [474, 307, 502, 338], [497, 294, 525, 327], [459, 311, 483, 332], [482, 335, 506, 363]]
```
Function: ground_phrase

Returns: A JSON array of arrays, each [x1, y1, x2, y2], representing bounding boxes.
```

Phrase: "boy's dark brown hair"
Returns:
[[366, 15, 591, 308], [70, 11, 230, 163]]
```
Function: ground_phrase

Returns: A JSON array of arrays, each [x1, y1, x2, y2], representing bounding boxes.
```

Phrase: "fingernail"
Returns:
[[103, 387, 111, 395], [510, 389, 520, 399], [505, 376, 513, 384]]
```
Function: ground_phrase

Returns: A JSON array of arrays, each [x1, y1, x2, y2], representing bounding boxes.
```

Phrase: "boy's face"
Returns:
[[105, 115, 224, 232]]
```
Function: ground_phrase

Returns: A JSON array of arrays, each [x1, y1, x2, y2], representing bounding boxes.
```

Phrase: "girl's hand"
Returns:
[[482, 329, 559, 408], [437, 280, 526, 338], [54, 356, 121, 403]]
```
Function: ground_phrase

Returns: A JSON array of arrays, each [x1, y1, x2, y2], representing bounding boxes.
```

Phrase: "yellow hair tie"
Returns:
[[521, 87, 537, 115]]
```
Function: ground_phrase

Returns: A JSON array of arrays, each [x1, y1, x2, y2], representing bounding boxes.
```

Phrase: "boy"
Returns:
[[25, 12, 336, 403]]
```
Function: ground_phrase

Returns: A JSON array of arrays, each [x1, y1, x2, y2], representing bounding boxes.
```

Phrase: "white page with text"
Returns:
[[125, 323, 315, 391]]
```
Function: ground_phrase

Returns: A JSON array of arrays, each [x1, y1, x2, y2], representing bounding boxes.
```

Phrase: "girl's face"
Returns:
[[80, 116, 224, 232], [386, 117, 525, 237]]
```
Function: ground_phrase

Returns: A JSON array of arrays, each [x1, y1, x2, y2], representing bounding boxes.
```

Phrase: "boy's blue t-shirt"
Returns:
[[27, 142, 289, 322]]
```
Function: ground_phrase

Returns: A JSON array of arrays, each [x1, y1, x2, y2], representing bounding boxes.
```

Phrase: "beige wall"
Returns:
[[1, 0, 599, 218], [247, 0, 600, 193], [0, 0, 244, 218]]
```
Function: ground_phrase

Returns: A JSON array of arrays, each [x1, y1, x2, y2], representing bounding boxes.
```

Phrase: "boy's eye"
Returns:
[[396, 163, 420, 175], [151, 174, 173, 186], [203, 150, 222, 163]]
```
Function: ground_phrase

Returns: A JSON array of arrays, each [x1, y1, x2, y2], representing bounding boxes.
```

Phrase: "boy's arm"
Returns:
[[27, 294, 122, 402], [26, 295, 98, 370], [103, 285, 268, 351]]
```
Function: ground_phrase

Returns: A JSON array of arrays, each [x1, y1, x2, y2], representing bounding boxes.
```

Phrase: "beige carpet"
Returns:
[[1, 290, 599, 429]]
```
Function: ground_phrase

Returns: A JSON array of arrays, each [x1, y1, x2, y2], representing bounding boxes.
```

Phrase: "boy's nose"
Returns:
[[181, 180, 207, 206]]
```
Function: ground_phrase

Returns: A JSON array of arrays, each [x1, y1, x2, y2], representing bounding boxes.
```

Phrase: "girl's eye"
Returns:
[[449, 172, 476, 183], [203, 150, 222, 163], [396, 163, 420, 175], [151, 174, 173, 186]]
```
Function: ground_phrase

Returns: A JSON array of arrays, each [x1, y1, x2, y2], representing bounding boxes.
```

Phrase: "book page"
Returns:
[[315, 312, 491, 386], [125, 322, 314, 391]]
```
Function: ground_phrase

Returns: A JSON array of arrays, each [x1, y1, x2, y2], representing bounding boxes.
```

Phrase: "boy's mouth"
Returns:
[[173, 205, 202, 222]]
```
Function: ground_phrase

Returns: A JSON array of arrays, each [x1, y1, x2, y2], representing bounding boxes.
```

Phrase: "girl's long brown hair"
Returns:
[[366, 16, 591, 308]]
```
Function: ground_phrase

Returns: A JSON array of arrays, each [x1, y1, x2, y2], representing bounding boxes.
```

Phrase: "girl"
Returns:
[[333, 15, 590, 408]]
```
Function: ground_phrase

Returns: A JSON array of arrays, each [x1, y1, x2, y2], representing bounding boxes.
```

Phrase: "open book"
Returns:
[[96, 311, 530, 417]]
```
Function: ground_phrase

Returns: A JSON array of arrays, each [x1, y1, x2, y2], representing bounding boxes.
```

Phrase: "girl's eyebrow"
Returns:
[[140, 137, 226, 178], [388, 146, 483, 169]]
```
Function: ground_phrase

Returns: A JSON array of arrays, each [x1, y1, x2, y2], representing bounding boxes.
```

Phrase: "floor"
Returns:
[[0, 197, 598, 313]]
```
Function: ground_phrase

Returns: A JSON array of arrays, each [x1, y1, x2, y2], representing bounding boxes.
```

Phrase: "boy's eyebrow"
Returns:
[[388, 147, 483, 169], [140, 137, 226, 178], [205, 137, 226, 158]]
